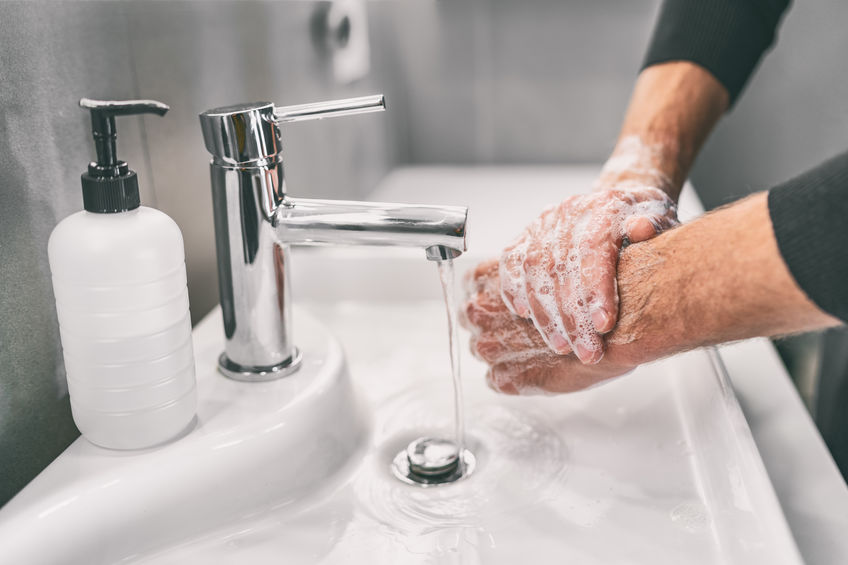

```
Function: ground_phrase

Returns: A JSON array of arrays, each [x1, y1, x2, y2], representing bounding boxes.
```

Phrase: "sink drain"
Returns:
[[391, 437, 476, 486]]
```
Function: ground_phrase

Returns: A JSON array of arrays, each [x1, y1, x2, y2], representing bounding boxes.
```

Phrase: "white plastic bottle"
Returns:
[[48, 98, 196, 449]]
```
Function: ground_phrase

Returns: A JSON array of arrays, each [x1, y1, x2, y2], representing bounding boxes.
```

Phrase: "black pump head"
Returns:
[[79, 98, 169, 213]]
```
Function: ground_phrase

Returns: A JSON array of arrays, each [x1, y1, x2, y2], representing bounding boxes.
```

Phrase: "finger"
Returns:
[[520, 209, 574, 354], [486, 369, 518, 395], [490, 360, 554, 396], [462, 258, 499, 298], [499, 240, 530, 317], [499, 207, 556, 319], [469, 335, 484, 361], [523, 237, 572, 355], [623, 215, 658, 243], [554, 240, 605, 363], [543, 215, 601, 360], [458, 299, 475, 332], [472, 337, 509, 364], [462, 296, 497, 332], [651, 212, 680, 231], [574, 231, 619, 335]]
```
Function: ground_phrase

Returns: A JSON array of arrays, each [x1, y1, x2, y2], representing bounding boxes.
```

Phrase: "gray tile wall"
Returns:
[[390, 0, 848, 210], [124, 1, 404, 323], [390, 0, 662, 164]]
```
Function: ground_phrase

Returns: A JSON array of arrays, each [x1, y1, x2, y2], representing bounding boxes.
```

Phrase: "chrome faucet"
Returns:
[[199, 95, 467, 381]]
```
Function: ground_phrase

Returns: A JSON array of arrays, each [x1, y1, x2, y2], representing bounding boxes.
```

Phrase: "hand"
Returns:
[[499, 153, 678, 364], [465, 193, 841, 396], [462, 259, 637, 395], [494, 59, 733, 366]]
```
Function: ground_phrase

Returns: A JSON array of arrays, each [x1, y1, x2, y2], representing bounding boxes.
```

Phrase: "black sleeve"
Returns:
[[643, 0, 792, 105], [768, 152, 848, 323]]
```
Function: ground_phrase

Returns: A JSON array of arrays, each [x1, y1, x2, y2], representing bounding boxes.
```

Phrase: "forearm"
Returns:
[[607, 192, 843, 366], [598, 62, 729, 200], [465, 193, 841, 395]]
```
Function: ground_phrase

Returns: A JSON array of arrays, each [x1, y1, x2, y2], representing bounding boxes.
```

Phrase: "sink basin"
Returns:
[[0, 166, 802, 564], [0, 310, 366, 564]]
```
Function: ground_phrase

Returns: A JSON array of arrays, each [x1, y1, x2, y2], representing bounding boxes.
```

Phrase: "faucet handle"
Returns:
[[199, 94, 385, 165], [274, 94, 385, 123]]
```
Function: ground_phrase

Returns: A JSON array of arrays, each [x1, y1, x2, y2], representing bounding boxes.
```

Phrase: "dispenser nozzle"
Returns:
[[78, 98, 169, 213], [79, 98, 169, 172]]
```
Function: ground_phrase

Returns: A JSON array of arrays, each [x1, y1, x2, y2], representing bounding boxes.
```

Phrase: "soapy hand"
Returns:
[[499, 138, 679, 363], [461, 260, 637, 394]]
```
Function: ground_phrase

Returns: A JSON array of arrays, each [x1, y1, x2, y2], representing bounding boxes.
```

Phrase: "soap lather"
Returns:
[[48, 99, 197, 450]]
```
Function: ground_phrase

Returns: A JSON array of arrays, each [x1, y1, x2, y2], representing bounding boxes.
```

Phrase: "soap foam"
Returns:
[[497, 170, 678, 364]]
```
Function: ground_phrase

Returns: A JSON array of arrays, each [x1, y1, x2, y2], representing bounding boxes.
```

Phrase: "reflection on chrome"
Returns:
[[199, 96, 467, 381]]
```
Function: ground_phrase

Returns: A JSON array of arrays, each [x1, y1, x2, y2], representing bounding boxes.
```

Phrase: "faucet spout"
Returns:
[[200, 94, 469, 381], [277, 198, 467, 257]]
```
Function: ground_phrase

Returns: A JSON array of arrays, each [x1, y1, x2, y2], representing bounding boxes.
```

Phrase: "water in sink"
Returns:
[[390, 258, 477, 486]]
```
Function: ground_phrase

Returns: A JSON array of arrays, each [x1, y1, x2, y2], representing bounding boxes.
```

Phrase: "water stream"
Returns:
[[390, 257, 474, 486], [437, 258, 465, 451]]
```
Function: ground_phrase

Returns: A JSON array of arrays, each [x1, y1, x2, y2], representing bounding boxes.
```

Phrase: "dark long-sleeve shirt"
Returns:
[[643, 0, 848, 323]]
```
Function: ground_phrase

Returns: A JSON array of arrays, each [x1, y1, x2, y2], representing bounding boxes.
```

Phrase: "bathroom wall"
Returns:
[[387, 0, 848, 211], [388, 0, 662, 165], [0, 0, 402, 507], [0, 1, 145, 509], [125, 1, 406, 322]]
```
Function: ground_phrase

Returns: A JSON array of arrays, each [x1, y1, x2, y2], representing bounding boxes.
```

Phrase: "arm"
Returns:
[[603, 61, 728, 200], [498, 62, 727, 364], [498, 0, 793, 366], [464, 192, 843, 395]]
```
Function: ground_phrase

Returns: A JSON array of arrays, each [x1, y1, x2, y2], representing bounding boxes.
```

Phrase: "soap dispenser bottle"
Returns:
[[48, 98, 196, 449]]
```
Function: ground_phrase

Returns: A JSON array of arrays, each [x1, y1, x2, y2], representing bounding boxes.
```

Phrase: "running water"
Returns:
[[389, 257, 474, 486], [437, 258, 465, 450]]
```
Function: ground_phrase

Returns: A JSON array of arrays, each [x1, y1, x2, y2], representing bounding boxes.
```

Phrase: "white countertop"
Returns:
[[719, 339, 848, 564]]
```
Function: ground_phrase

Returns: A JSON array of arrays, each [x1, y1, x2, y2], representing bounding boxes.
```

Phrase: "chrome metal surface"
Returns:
[[274, 94, 384, 123], [217, 350, 303, 382], [405, 437, 459, 476], [200, 94, 467, 381], [199, 102, 278, 165], [425, 244, 463, 262], [279, 198, 466, 250], [391, 444, 476, 487], [198, 96, 384, 165]]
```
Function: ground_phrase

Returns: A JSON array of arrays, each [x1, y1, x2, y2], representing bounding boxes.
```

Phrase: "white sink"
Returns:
[[0, 166, 803, 564], [0, 310, 366, 564]]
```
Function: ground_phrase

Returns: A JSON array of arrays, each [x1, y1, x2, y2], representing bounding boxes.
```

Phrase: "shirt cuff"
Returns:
[[768, 151, 848, 323], [642, 0, 790, 106]]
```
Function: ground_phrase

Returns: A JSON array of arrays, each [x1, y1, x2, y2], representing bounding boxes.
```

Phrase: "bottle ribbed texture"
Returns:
[[48, 206, 197, 450], [54, 271, 196, 415]]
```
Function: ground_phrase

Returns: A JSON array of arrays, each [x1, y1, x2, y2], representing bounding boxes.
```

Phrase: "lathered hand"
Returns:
[[499, 157, 678, 364], [462, 259, 636, 395], [465, 193, 842, 396]]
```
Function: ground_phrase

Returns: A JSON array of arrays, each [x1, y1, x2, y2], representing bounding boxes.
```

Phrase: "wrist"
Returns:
[[595, 135, 680, 197], [603, 192, 840, 369], [607, 62, 730, 199], [604, 233, 686, 367]]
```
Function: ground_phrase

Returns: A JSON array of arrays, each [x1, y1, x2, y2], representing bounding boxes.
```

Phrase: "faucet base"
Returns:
[[217, 350, 303, 382]]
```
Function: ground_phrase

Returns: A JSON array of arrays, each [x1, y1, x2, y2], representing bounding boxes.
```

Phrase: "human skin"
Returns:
[[500, 61, 730, 365], [463, 192, 843, 395]]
